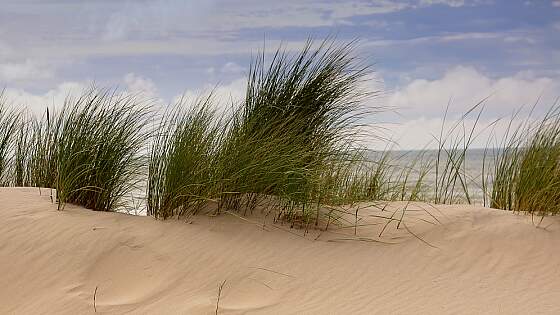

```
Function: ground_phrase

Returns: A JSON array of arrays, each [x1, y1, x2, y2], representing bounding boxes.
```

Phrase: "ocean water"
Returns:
[[366, 148, 497, 205]]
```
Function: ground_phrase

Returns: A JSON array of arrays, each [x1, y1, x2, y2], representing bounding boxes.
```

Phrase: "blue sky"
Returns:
[[1, 0, 559, 148]]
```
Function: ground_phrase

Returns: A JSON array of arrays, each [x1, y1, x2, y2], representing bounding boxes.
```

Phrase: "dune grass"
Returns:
[[143, 69, 519, 224], [10, 109, 60, 188], [147, 95, 223, 219], [54, 89, 151, 211], [340, 149, 432, 204], [0, 96, 18, 186], [12, 88, 150, 211], [431, 102, 486, 205], [218, 40, 371, 216], [488, 104, 560, 215], [13, 112, 33, 187], [146, 39, 376, 225]]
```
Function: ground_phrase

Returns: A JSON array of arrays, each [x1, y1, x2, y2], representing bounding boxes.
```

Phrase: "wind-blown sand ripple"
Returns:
[[1, 187, 559, 314]]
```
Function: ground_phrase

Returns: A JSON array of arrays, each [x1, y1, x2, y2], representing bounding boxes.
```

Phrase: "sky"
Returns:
[[0, 0, 559, 149]]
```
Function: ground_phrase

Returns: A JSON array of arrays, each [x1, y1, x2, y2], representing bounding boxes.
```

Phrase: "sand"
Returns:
[[1, 187, 560, 314]]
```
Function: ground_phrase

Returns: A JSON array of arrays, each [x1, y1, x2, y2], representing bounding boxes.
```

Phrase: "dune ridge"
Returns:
[[1, 187, 560, 314]]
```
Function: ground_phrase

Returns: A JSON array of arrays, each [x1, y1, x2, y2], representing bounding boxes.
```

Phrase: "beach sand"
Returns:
[[1, 187, 559, 314]]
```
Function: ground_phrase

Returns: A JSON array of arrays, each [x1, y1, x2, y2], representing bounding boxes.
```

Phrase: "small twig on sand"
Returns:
[[248, 277, 273, 290], [93, 286, 98, 313], [215, 280, 226, 315], [327, 237, 397, 245], [223, 210, 271, 231], [379, 207, 400, 237], [354, 207, 359, 236], [249, 266, 295, 278], [403, 223, 438, 249]]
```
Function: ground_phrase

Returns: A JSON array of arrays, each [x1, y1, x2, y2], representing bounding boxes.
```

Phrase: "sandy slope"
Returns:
[[1, 187, 560, 314]]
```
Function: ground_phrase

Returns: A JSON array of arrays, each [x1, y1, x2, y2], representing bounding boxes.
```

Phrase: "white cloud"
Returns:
[[174, 77, 247, 115], [387, 66, 559, 118], [0, 59, 53, 82], [123, 73, 159, 100], [502, 35, 535, 44], [361, 19, 391, 29], [2, 73, 165, 115], [552, 0, 560, 7], [220, 62, 245, 75], [2, 82, 87, 115], [364, 31, 510, 49], [419, 0, 466, 7], [370, 117, 505, 150], [370, 66, 560, 149]]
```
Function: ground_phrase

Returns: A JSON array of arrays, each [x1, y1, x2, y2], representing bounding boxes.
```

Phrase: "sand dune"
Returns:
[[1, 187, 559, 314]]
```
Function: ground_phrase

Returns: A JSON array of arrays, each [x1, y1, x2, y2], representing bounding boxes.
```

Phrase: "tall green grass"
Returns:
[[11, 88, 150, 211], [0, 93, 19, 186], [147, 39, 374, 224], [14, 111, 33, 187], [147, 95, 223, 219], [432, 102, 485, 204], [53, 89, 151, 211], [216, 39, 372, 220], [488, 104, 560, 215], [18, 109, 57, 187]]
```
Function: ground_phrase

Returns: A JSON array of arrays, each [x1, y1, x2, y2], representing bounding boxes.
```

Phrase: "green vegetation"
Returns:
[[216, 40, 370, 220], [0, 40, 557, 226], [0, 93, 19, 186], [9, 89, 150, 211], [53, 90, 150, 211], [432, 102, 486, 205], [486, 105, 560, 215], [148, 40, 373, 225], [147, 95, 223, 219]]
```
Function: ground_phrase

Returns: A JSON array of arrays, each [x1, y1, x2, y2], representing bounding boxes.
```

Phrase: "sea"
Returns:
[[366, 148, 496, 205]]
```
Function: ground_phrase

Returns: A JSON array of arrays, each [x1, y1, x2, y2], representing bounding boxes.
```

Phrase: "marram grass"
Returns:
[[214, 39, 373, 222], [147, 95, 223, 219], [487, 104, 560, 215], [146, 39, 378, 225], [55, 89, 151, 211], [13, 88, 151, 211], [0, 93, 19, 186]]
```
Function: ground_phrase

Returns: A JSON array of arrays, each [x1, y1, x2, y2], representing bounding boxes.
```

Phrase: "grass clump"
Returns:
[[146, 39, 376, 224], [488, 104, 560, 215], [147, 95, 222, 219], [10, 109, 59, 188], [215, 39, 372, 221], [15, 88, 150, 211], [54, 89, 150, 211]]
